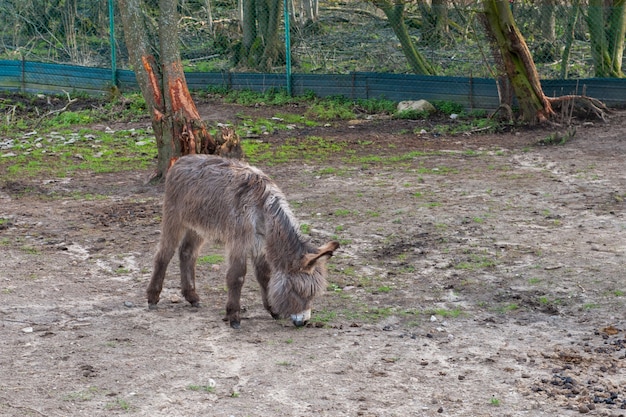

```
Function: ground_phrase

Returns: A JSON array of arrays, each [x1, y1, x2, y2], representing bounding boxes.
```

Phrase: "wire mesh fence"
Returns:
[[0, 0, 623, 84]]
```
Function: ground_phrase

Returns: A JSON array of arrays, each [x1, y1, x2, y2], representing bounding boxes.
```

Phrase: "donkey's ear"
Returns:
[[302, 241, 340, 270]]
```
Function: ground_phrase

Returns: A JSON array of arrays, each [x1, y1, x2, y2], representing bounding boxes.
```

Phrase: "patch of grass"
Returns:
[[489, 397, 501, 406], [376, 285, 393, 293], [20, 245, 40, 255], [313, 309, 337, 324], [198, 254, 225, 265], [433, 100, 465, 115], [305, 97, 355, 120], [300, 223, 311, 234], [395, 109, 429, 120], [225, 88, 295, 106], [498, 303, 519, 313], [429, 308, 463, 318], [454, 254, 497, 270], [356, 98, 397, 114], [187, 384, 215, 393], [105, 398, 131, 411], [63, 387, 99, 402], [243, 136, 347, 165], [1, 127, 155, 179]]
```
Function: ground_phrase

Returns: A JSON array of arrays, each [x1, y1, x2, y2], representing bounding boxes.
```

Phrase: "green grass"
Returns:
[[187, 384, 216, 393], [63, 387, 99, 402], [105, 398, 131, 411], [429, 308, 463, 318], [454, 254, 497, 270], [1, 126, 155, 179], [198, 254, 225, 265]]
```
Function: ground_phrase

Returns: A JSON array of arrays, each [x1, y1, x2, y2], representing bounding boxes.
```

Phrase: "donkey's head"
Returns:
[[268, 241, 340, 327]]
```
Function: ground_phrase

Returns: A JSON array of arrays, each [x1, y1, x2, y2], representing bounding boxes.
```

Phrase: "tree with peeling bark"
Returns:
[[118, 0, 241, 180]]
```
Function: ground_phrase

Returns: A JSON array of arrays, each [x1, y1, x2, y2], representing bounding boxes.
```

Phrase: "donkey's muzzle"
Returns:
[[290, 309, 311, 327]]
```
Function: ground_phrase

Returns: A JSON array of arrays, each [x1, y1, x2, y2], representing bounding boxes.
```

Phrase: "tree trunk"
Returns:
[[587, 0, 625, 77], [535, 0, 558, 63], [371, 0, 435, 75], [237, 0, 284, 70], [419, 0, 449, 46], [119, 0, 226, 179], [482, 0, 554, 124], [560, 0, 580, 79]]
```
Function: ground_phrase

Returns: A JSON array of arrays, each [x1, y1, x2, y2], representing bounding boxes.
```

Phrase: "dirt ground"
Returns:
[[1, 103, 626, 417]]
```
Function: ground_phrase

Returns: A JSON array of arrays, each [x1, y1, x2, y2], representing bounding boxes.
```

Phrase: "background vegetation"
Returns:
[[0, 0, 621, 79]]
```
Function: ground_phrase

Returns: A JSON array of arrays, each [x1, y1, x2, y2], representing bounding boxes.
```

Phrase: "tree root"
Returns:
[[547, 94, 611, 123]]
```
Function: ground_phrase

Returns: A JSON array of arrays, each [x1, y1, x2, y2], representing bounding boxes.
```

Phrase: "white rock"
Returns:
[[397, 100, 436, 113]]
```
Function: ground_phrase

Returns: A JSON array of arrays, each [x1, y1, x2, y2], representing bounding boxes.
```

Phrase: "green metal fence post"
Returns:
[[109, 0, 118, 87], [283, 0, 292, 96]]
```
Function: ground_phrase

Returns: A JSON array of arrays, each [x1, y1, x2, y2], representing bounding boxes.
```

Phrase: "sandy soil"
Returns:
[[1, 105, 626, 417]]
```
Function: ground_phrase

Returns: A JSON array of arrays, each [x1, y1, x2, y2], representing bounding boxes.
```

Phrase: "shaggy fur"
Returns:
[[147, 154, 339, 328]]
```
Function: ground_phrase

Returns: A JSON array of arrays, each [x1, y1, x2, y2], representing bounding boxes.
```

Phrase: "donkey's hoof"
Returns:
[[230, 320, 241, 330], [148, 303, 159, 310], [191, 301, 201, 308]]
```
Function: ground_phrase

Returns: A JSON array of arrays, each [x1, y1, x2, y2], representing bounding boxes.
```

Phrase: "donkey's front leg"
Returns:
[[254, 256, 279, 320], [179, 230, 204, 307], [225, 255, 247, 329]]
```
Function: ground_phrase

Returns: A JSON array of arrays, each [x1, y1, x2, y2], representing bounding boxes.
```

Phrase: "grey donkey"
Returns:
[[147, 154, 339, 328]]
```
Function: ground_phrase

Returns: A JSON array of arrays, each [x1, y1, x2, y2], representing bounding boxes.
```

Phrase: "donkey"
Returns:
[[147, 154, 339, 329]]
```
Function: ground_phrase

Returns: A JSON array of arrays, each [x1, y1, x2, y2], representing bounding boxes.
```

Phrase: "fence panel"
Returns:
[[0, 1, 625, 108]]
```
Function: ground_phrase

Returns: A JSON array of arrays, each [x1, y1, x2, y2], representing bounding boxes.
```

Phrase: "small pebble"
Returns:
[[124, 301, 134, 308], [578, 404, 589, 413]]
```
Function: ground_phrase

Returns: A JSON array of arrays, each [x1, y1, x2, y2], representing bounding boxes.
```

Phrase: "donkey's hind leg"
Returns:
[[147, 224, 184, 308], [179, 229, 205, 307]]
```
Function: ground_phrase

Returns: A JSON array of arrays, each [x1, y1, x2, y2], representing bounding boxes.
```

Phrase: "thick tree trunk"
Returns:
[[482, 0, 554, 124], [119, 0, 225, 179], [372, 0, 435, 75], [158, 0, 216, 157]]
